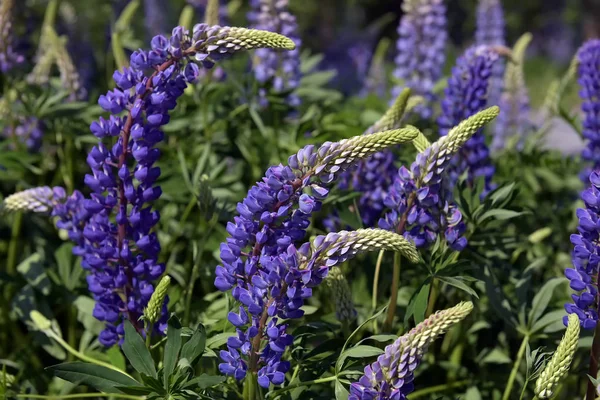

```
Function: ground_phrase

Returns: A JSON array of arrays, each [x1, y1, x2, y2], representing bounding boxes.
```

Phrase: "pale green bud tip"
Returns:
[[444, 106, 499, 153], [30, 310, 52, 331], [535, 313, 580, 398], [144, 276, 171, 324], [224, 27, 296, 51], [2, 186, 59, 213]]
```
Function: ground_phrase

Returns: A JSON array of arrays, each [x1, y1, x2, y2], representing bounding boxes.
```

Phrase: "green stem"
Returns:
[[66, 305, 76, 362], [268, 375, 337, 397], [371, 250, 385, 333], [243, 372, 259, 400], [45, 330, 134, 379], [425, 277, 439, 317], [383, 252, 401, 331], [42, 0, 61, 29], [7, 211, 23, 277], [178, 4, 195, 30], [111, 32, 128, 70], [145, 321, 152, 348], [502, 335, 529, 400], [409, 380, 469, 398], [16, 394, 142, 400]]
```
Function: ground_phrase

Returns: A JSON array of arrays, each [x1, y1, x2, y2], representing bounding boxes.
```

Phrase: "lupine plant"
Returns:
[[0, 1, 598, 400]]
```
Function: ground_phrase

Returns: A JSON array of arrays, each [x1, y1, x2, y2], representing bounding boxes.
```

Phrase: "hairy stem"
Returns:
[[383, 252, 401, 331], [502, 335, 529, 400], [586, 321, 600, 399], [371, 250, 385, 332]]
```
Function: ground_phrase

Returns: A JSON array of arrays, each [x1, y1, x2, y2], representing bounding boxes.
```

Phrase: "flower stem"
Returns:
[[6, 211, 22, 277], [371, 250, 385, 332], [425, 277, 439, 317], [383, 252, 401, 331], [269, 375, 337, 397], [586, 321, 600, 399], [502, 335, 529, 400], [45, 330, 133, 378], [409, 380, 469, 398], [16, 394, 142, 400], [243, 372, 259, 400]]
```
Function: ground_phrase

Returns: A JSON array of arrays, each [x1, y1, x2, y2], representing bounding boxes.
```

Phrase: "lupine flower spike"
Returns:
[[439, 45, 507, 196], [0, 0, 24, 72], [216, 128, 419, 387], [392, 0, 447, 118], [143, 275, 171, 325], [82, 25, 295, 346], [46, 27, 86, 100], [249, 0, 302, 108], [324, 268, 357, 323], [566, 170, 600, 329], [349, 301, 473, 399], [380, 107, 500, 250], [475, 0, 505, 104], [361, 37, 391, 98], [576, 39, 600, 181], [534, 313, 580, 399], [492, 33, 533, 152], [338, 88, 413, 227]]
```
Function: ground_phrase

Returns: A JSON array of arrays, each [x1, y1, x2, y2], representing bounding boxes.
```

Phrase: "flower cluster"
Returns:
[[82, 24, 295, 346], [566, 171, 600, 330], [324, 268, 357, 323], [335, 90, 412, 228], [0, 0, 24, 73], [216, 128, 420, 387], [391, 0, 447, 118], [2, 186, 90, 254], [2, 116, 44, 152], [249, 0, 302, 108], [475, 0, 505, 104], [379, 107, 500, 251], [438, 45, 502, 196], [349, 301, 473, 399], [492, 33, 533, 152], [577, 39, 600, 181]]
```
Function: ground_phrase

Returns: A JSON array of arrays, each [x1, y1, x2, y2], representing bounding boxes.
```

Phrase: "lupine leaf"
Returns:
[[528, 278, 567, 329], [122, 321, 157, 378], [46, 363, 140, 394], [163, 315, 182, 388], [180, 324, 206, 366]]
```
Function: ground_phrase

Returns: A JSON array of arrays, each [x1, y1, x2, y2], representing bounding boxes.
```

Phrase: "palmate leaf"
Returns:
[[46, 362, 140, 394], [180, 324, 206, 367]]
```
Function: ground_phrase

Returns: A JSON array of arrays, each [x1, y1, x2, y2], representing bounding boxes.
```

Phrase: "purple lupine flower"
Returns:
[[83, 24, 295, 346], [577, 39, 600, 181], [249, 0, 302, 108], [475, 0, 505, 106], [491, 34, 533, 152], [391, 0, 447, 118], [565, 171, 600, 330], [0, 0, 24, 73], [2, 186, 90, 253], [144, 0, 170, 38], [349, 302, 473, 400], [216, 128, 420, 387], [2, 116, 44, 152], [377, 107, 502, 251], [438, 45, 501, 196]]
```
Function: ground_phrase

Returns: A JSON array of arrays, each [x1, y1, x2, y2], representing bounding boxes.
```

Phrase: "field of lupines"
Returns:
[[0, 0, 597, 399]]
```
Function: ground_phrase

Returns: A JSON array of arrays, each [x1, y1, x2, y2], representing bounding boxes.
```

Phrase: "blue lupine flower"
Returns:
[[391, 0, 447, 118], [3, 116, 44, 152], [83, 24, 296, 346], [349, 302, 473, 400], [577, 39, 600, 181], [216, 129, 420, 387], [249, 0, 302, 108], [565, 171, 600, 330], [377, 108, 501, 251], [0, 0, 24, 72], [475, 0, 505, 105], [438, 45, 501, 196]]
